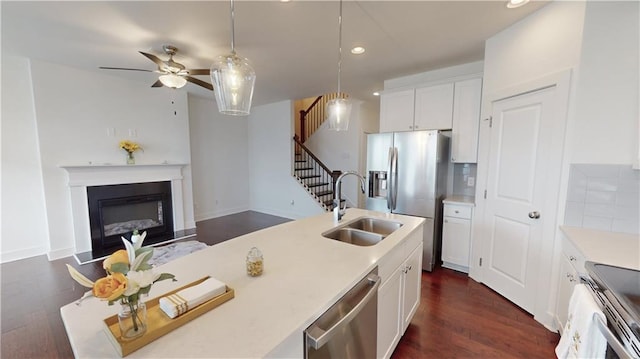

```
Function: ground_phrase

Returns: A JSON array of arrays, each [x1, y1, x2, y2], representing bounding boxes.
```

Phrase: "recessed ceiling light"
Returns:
[[280, 0, 291, 2], [351, 46, 365, 55], [506, 0, 529, 8], [373, 91, 380, 96]]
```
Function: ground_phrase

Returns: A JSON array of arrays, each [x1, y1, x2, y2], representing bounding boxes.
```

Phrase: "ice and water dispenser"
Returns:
[[368, 171, 388, 199]]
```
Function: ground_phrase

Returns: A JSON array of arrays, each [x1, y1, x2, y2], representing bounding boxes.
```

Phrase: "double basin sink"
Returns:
[[322, 217, 403, 247]]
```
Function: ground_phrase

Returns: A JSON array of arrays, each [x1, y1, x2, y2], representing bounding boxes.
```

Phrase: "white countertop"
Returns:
[[60, 209, 424, 358], [443, 196, 475, 206], [560, 226, 640, 270]]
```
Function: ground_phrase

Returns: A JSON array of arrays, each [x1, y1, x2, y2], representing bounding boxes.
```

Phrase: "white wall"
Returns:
[[1, 55, 50, 262], [248, 100, 324, 219], [188, 95, 250, 221], [570, 1, 639, 165], [1, 58, 197, 261]]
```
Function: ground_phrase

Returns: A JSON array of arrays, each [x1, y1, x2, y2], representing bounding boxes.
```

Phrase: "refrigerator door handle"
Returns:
[[387, 147, 394, 210], [389, 147, 398, 211]]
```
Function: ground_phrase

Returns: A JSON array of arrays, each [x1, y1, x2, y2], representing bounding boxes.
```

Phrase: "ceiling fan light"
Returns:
[[210, 53, 256, 116], [159, 74, 187, 89], [326, 98, 352, 131]]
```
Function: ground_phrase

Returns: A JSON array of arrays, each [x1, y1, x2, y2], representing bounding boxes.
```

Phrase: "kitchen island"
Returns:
[[60, 208, 424, 358]]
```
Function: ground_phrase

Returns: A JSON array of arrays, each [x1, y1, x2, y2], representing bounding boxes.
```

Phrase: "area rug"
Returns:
[[148, 240, 209, 267]]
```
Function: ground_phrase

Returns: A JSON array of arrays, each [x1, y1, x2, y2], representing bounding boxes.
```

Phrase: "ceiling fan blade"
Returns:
[[185, 76, 213, 91], [99, 66, 153, 72], [139, 51, 165, 68], [187, 69, 210, 76], [151, 79, 164, 88]]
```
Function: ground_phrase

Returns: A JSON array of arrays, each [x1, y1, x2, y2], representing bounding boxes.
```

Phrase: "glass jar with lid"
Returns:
[[246, 247, 263, 277]]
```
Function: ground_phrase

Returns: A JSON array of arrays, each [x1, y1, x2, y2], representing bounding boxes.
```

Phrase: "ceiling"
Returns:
[[1, 1, 548, 107]]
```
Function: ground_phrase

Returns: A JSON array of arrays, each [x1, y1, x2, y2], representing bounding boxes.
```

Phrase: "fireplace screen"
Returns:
[[87, 181, 174, 256]]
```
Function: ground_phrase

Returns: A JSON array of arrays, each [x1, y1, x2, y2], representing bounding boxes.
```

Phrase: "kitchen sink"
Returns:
[[322, 228, 384, 246], [322, 217, 402, 247], [344, 217, 402, 236]]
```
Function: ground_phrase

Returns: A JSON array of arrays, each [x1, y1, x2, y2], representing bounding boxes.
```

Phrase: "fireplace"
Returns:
[[88, 181, 174, 256]]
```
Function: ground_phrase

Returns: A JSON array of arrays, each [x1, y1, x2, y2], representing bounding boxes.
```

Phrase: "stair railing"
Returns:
[[298, 93, 348, 143], [292, 135, 342, 210]]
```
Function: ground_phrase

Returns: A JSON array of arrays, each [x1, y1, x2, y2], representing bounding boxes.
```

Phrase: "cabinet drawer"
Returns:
[[443, 205, 472, 219], [561, 234, 586, 274]]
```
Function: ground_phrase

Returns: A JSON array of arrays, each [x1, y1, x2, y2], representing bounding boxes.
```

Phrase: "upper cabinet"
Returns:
[[451, 78, 482, 163], [380, 89, 415, 133], [379, 76, 482, 163], [414, 83, 454, 131]]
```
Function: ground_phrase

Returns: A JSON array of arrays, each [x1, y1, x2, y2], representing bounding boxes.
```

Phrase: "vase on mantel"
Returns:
[[126, 151, 135, 165], [118, 299, 147, 340]]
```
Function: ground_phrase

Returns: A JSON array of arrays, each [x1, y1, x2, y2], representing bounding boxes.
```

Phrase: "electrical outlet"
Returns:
[[467, 177, 475, 186], [128, 128, 138, 137], [106, 128, 115, 137]]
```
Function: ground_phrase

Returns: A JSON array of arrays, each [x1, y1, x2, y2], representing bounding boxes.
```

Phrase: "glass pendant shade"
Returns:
[[210, 53, 256, 116], [159, 74, 187, 89], [326, 98, 352, 131]]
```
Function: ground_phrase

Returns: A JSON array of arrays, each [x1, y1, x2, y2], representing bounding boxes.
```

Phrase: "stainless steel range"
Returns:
[[584, 261, 640, 359]]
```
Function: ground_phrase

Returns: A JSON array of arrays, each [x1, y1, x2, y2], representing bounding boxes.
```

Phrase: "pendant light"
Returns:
[[325, 0, 352, 131], [210, 0, 256, 116]]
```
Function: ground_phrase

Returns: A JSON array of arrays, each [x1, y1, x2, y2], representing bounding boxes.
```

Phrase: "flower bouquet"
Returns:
[[119, 140, 142, 164], [67, 231, 175, 339]]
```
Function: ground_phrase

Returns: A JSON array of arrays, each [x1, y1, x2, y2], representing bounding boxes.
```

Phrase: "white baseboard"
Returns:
[[47, 247, 75, 261], [1, 245, 47, 264], [195, 206, 250, 222]]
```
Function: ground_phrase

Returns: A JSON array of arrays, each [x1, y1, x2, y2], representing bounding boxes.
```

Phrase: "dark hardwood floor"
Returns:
[[1, 210, 559, 358]]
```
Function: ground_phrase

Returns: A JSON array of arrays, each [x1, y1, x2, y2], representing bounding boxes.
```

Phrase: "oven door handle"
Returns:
[[593, 313, 635, 359]]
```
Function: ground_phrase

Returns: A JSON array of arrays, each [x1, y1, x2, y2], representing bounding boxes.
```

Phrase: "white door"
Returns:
[[480, 85, 563, 314]]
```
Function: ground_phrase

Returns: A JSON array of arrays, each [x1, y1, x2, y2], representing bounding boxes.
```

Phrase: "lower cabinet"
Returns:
[[441, 203, 473, 273], [554, 234, 584, 332], [377, 242, 423, 359]]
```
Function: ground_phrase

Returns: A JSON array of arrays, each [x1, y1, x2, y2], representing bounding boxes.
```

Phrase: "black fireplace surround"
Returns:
[[87, 181, 174, 257]]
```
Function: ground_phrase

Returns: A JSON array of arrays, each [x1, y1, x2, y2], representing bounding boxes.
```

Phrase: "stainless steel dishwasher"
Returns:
[[304, 267, 380, 359]]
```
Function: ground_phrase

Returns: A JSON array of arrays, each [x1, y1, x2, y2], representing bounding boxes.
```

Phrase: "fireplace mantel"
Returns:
[[61, 164, 188, 253]]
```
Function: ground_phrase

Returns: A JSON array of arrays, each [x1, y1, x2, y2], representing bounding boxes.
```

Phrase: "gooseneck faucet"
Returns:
[[333, 171, 366, 222]]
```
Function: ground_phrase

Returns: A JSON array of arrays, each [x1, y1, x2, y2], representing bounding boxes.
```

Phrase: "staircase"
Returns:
[[292, 135, 342, 211], [293, 93, 349, 211]]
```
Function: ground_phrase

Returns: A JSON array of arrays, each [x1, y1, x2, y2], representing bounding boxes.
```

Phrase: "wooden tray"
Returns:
[[103, 276, 234, 357]]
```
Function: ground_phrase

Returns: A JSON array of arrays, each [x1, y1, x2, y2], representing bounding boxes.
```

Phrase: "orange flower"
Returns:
[[103, 249, 129, 272], [93, 273, 128, 301]]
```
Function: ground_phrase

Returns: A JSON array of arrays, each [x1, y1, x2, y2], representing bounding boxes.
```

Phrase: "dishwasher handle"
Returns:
[[305, 273, 381, 350]]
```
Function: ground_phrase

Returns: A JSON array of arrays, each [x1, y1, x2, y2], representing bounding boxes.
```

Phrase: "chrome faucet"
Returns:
[[333, 171, 366, 221]]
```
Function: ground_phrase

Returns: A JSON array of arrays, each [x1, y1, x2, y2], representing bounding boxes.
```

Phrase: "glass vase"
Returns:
[[126, 151, 135, 165], [118, 299, 147, 340]]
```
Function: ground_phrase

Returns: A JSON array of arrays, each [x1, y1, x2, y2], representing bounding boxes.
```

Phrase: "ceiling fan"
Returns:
[[99, 45, 213, 91]]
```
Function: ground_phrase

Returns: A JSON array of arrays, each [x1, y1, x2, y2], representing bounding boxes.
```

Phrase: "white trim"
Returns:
[[60, 164, 188, 253]]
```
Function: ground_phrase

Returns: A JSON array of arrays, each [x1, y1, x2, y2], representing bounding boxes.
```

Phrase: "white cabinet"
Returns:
[[451, 78, 482, 163], [441, 202, 473, 273], [555, 235, 585, 332], [377, 229, 423, 359], [401, 245, 422, 332], [414, 83, 454, 131], [380, 89, 414, 133]]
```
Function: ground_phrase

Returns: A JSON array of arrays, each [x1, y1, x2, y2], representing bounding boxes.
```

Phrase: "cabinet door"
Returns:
[[401, 244, 422, 333], [377, 268, 402, 359], [555, 253, 578, 333], [441, 216, 471, 270], [414, 83, 454, 130], [380, 89, 415, 133], [451, 78, 482, 163]]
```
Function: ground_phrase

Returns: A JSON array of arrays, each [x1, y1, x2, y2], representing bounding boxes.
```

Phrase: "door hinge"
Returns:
[[479, 258, 483, 266], [484, 116, 493, 128], [483, 189, 487, 199]]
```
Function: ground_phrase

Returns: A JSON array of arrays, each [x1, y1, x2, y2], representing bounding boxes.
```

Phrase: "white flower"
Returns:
[[123, 270, 160, 296]]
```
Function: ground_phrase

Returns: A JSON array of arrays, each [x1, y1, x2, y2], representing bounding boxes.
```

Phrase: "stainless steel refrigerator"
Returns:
[[366, 130, 449, 271]]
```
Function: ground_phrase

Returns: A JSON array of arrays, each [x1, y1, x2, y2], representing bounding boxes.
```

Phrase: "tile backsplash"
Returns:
[[564, 164, 640, 234], [451, 163, 477, 198]]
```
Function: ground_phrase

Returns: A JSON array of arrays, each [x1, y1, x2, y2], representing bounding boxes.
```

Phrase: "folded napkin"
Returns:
[[159, 277, 227, 319], [555, 284, 607, 359]]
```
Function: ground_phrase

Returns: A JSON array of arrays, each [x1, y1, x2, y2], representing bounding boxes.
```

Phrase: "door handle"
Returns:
[[528, 211, 541, 219]]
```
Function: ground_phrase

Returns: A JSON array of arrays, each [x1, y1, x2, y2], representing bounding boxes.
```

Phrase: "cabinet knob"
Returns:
[[528, 211, 541, 219], [454, 210, 459, 213], [444, 219, 448, 223], [569, 256, 576, 262]]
